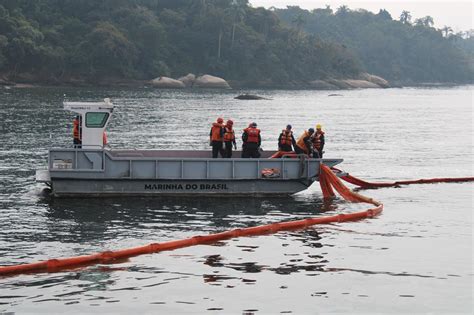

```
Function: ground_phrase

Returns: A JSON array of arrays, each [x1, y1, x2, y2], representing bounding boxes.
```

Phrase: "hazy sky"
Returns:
[[250, 0, 473, 32]]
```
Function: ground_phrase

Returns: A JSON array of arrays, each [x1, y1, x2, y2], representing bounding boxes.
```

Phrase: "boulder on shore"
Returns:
[[194, 74, 231, 89], [308, 80, 339, 90], [178, 73, 196, 87], [150, 76, 185, 88], [343, 79, 381, 88], [359, 73, 390, 88]]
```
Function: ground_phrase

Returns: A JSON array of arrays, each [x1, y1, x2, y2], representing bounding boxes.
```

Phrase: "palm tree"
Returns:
[[441, 26, 453, 37], [399, 10, 411, 24]]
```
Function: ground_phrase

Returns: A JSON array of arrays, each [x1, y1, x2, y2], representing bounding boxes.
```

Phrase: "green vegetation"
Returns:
[[275, 6, 473, 83], [0, 1, 472, 85]]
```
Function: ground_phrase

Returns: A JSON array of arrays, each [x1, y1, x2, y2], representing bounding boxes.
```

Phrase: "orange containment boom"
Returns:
[[0, 164, 381, 277], [331, 167, 474, 189]]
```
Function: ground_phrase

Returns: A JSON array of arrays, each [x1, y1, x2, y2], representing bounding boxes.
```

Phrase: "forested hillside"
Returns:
[[275, 6, 473, 83], [0, 0, 472, 86], [0, 0, 361, 85]]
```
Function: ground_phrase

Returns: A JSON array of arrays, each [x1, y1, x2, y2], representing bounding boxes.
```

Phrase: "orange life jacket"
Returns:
[[211, 123, 224, 141], [279, 130, 293, 146], [296, 130, 311, 153], [224, 126, 235, 142], [312, 131, 324, 150], [244, 127, 260, 143], [73, 118, 81, 140]]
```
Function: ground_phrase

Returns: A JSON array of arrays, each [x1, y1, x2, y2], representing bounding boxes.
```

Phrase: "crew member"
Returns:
[[223, 119, 237, 158], [311, 124, 325, 158], [278, 124, 296, 152], [73, 115, 82, 148], [294, 128, 314, 155], [242, 122, 261, 158], [209, 117, 225, 158]]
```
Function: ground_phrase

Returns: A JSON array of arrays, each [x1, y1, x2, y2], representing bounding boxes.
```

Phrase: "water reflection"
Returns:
[[36, 196, 333, 243]]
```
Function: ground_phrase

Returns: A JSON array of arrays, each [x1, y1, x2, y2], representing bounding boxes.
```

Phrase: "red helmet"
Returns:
[[226, 119, 234, 125], [217, 117, 224, 123]]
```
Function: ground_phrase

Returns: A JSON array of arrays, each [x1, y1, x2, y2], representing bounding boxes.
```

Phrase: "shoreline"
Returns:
[[1, 76, 471, 90]]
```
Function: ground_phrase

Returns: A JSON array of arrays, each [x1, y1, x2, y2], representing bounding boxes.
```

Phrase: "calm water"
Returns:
[[0, 86, 472, 314]]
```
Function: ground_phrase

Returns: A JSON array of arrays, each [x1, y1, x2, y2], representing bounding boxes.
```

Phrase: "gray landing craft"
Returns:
[[36, 99, 343, 197]]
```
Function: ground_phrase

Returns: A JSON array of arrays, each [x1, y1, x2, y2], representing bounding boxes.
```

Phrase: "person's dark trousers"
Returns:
[[279, 144, 292, 152], [242, 143, 260, 158], [211, 141, 225, 158], [294, 146, 306, 155], [312, 150, 323, 158], [73, 138, 82, 149], [224, 141, 233, 158]]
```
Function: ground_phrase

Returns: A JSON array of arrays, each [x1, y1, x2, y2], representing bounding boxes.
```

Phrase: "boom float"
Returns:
[[1, 165, 473, 277], [1, 164, 381, 277]]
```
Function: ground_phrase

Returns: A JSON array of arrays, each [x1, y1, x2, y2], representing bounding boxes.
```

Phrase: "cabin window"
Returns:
[[85, 112, 109, 128]]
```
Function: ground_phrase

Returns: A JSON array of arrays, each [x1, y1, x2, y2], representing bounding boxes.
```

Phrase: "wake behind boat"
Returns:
[[36, 99, 343, 197]]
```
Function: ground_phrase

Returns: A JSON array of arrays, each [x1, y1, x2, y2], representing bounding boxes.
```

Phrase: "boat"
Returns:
[[36, 99, 343, 197]]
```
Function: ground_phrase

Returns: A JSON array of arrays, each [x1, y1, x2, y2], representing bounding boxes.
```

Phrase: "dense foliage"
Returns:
[[0, 1, 472, 84], [0, 0, 361, 84], [275, 6, 473, 83]]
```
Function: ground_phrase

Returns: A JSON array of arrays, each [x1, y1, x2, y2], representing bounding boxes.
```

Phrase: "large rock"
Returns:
[[343, 79, 381, 88], [150, 76, 185, 88], [308, 80, 339, 90], [235, 94, 270, 100], [178, 73, 196, 87], [194, 74, 231, 89], [359, 73, 390, 88], [326, 79, 354, 89]]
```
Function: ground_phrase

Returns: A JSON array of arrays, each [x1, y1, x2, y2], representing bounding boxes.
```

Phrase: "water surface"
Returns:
[[0, 86, 472, 314]]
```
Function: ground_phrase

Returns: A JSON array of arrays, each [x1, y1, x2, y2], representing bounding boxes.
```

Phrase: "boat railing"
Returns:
[[47, 148, 343, 181]]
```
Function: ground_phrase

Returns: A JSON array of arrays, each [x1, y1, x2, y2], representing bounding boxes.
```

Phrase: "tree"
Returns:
[[336, 5, 349, 16], [230, 0, 248, 49], [440, 25, 453, 37], [291, 13, 306, 34], [399, 10, 411, 24], [377, 9, 392, 20], [415, 16, 434, 28]]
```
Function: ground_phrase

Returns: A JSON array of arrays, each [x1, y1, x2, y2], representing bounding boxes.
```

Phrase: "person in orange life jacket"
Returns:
[[223, 119, 237, 158], [209, 117, 225, 158], [241, 122, 261, 158], [294, 128, 314, 155], [311, 124, 325, 158], [278, 124, 296, 152], [72, 115, 82, 148]]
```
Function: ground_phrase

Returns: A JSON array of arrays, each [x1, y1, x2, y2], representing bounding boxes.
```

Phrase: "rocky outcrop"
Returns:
[[178, 73, 196, 87], [343, 79, 381, 88], [194, 74, 231, 89], [308, 80, 339, 90], [308, 74, 390, 90], [150, 76, 185, 88], [359, 73, 390, 88]]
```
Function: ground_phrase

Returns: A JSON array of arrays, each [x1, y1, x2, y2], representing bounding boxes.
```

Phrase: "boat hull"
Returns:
[[49, 178, 311, 197], [38, 149, 344, 197]]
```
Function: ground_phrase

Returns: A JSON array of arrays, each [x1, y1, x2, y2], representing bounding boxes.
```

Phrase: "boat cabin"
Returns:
[[64, 98, 113, 149]]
